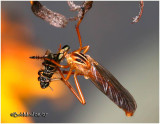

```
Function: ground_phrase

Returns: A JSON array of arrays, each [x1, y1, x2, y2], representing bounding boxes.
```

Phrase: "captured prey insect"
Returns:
[[43, 17, 137, 117], [30, 45, 70, 89]]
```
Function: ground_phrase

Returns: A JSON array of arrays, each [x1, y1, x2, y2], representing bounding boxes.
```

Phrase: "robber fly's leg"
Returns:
[[82, 45, 90, 54], [45, 58, 69, 68], [30, 1, 33, 5], [50, 77, 62, 82], [75, 11, 85, 52], [64, 68, 73, 81], [73, 45, 90, 53], [76, 21, 83, 52], [63, 70, 84, 76], [63, 70, 74, 75], [74, 73, 86, 104], [57, 68, 86, 104]]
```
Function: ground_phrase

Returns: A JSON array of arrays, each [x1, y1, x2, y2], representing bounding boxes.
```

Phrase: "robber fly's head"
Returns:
[[57, 45, 70, 61]]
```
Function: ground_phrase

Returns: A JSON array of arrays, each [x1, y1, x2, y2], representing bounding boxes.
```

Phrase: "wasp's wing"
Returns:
[[88, 58, 137, 116]]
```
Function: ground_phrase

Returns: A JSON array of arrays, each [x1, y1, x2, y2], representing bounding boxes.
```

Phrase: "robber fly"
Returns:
[[30, 1, 138, 117], [43, 16, 137, 117], [30, 45, 70, 89]]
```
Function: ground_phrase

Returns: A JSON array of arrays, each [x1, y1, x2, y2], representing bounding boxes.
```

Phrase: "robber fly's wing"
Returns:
[[87, 57, 137, 116]]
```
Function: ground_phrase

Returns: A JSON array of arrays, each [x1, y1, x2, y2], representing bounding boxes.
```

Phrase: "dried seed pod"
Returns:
[[132, 0, 144, 23], [31, 1, 68, 28], [30, 1, 93, 28], [68, 1, 93, 20], [67, 1, 81, 11]]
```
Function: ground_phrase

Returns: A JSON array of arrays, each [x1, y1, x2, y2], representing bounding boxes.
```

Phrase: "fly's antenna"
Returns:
[[29, 56, 45, 60]]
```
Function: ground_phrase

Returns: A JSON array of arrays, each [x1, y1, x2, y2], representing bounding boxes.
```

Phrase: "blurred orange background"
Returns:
[[1, 12, 74, 123], [1, 1, 159, 123]]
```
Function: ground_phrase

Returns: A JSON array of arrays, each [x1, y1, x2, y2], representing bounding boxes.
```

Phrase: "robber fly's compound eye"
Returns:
[[62, 45, 70, 52], [57, 53, 64, 61], [57, 45, 70, 61]]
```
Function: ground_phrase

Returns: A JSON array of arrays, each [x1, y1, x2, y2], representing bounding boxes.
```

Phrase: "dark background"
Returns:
[[2, 1, 159, 123]]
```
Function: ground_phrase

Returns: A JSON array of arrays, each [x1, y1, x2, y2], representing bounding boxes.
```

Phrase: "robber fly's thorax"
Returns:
[[66, 52, 91, 73]]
